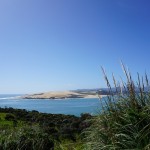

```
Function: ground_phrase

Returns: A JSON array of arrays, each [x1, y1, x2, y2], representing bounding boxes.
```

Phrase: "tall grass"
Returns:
[[84, 64, 150, 150]]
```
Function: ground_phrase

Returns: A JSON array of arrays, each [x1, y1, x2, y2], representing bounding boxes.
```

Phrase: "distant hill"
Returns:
[[73, 86, 150, 95]]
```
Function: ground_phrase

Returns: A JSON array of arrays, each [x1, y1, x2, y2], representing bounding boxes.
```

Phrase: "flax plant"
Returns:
[[84, 64, 150, 150]]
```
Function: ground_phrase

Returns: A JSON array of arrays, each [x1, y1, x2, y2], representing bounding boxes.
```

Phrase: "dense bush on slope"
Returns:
[[0, 108, 92, 149]]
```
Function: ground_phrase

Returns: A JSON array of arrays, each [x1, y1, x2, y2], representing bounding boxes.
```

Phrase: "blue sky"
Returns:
[[0, 0, 150, 94]]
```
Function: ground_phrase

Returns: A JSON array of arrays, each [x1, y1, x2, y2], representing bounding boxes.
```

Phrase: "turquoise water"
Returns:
[[0, 94, 104, 116]]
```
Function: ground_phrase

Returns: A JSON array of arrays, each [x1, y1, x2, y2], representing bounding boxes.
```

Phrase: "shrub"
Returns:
[[5, 113, 15, 121], [0, 125, 54, 150]]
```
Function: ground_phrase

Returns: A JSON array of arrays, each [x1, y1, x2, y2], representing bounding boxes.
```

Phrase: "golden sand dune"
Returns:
[[22, 91, 107, 99]]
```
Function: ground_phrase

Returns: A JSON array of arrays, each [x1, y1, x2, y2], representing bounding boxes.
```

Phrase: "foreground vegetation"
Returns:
[[84, 65, 150, 149], [0, 107, 92, 150], [1, 64, 150, 149]]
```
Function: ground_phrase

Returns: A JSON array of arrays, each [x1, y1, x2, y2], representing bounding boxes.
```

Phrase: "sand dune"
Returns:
[[22, 91, 107, 99]]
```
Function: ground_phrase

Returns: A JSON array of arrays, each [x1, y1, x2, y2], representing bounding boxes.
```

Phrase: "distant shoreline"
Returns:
[[21, 91, 107, 100]]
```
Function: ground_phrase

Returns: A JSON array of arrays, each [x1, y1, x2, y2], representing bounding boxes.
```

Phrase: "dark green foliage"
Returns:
[[0, 107, 92, 149], [0, 126, 54, 150], [5, 113, 15, 121]]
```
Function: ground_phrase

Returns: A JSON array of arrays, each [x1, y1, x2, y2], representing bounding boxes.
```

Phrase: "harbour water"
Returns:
[[0, 94, 105, 116]]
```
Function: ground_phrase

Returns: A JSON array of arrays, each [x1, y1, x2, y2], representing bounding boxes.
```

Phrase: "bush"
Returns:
[[5, 113, 15, 121], [84, 64, 150, 150], [0, 125, 54, 150]]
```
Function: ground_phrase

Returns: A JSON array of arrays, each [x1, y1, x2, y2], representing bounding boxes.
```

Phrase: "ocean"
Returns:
[[0, 94, 105, 116]]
